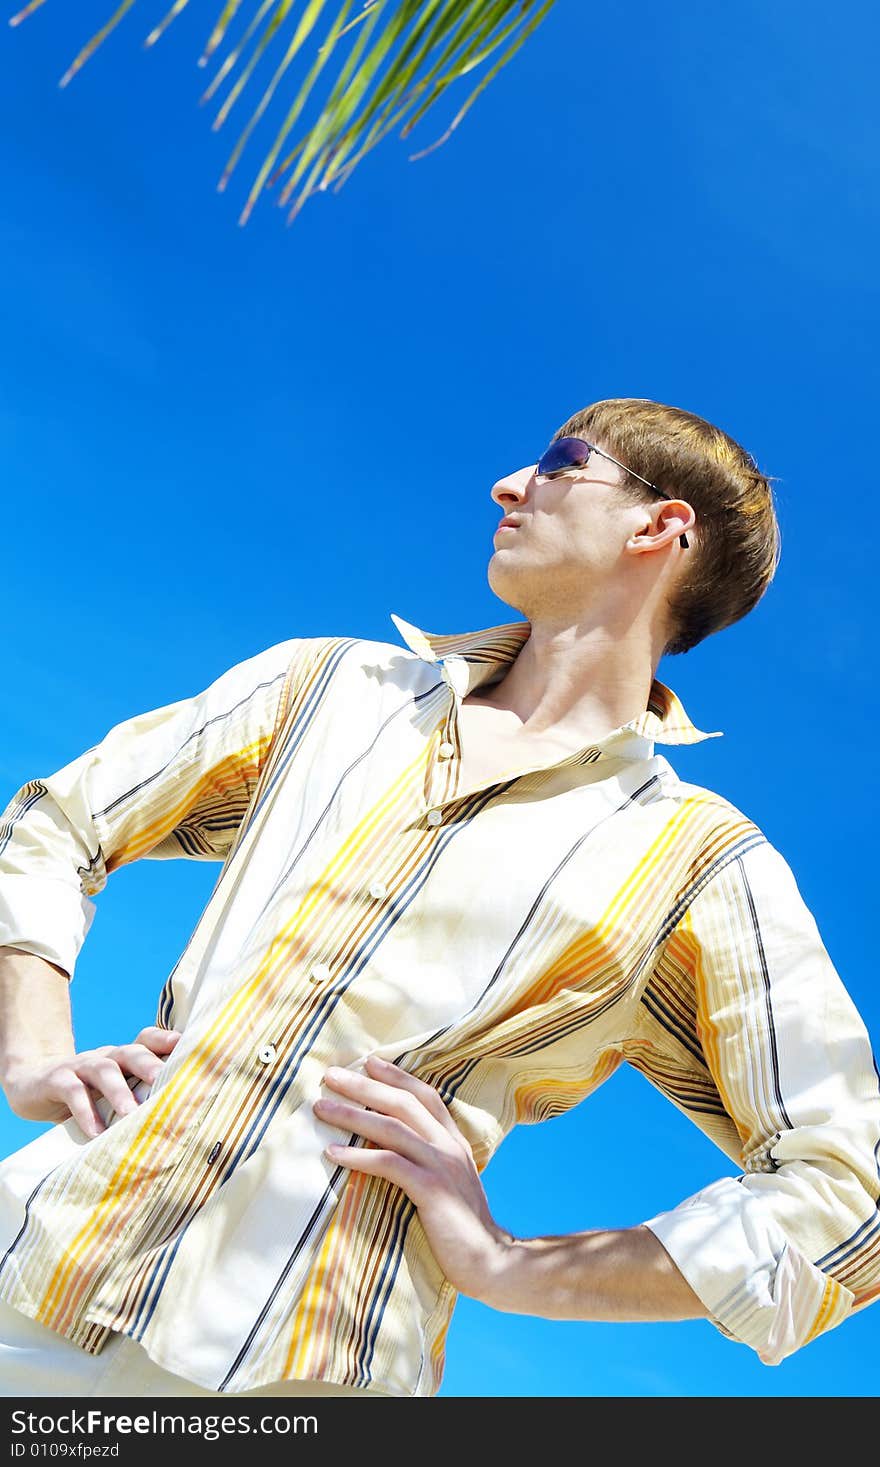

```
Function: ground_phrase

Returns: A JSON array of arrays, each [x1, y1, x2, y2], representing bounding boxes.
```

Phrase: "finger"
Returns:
[[74, 1057, 142, 1118], [313, 1096, 433, 1164], [326, 1057, 463, 1143], [364, 1056, 461, 1124], [323, 1141, 421, 1195], [133, 1026, 182, 1054], [49, 1070, 105, 1139], [320, 1067, 444, 1146], [362, 1057, 475, 1155], [107, 1043, 170, 1085]]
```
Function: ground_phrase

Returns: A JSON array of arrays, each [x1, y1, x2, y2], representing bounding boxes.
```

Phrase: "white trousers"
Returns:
[[0, 1299, 389, 1398]]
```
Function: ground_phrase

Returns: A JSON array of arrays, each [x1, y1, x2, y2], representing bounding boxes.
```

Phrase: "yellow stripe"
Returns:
[[106, 737, 270, 870], [39, 740, 433, 1325], [804, 1274, 842, 1345]]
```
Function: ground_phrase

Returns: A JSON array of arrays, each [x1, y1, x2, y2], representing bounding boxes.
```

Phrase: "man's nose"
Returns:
[[490, 465, 535, 506]]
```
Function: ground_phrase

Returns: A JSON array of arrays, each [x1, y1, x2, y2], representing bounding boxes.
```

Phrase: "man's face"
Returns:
[[487, 438, 647, 618]]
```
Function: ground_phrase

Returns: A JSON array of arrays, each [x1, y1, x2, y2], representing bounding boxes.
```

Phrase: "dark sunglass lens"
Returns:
[[536, 438, 591, 476]]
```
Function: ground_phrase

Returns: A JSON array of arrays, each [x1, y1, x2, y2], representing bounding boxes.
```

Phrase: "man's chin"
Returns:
[[486, 558, 530, 609]]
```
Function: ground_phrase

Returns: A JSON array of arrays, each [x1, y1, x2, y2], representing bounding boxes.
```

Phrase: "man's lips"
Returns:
[[495, 517, 522, 534]]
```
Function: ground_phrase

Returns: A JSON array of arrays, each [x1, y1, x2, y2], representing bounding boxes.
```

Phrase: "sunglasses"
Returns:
[[535, 437, 689, 549]]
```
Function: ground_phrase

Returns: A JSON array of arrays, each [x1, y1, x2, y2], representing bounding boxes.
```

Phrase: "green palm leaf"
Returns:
[[12, 0, 559, 225]]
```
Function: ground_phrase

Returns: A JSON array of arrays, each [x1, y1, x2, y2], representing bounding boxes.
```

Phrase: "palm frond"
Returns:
[[11, 0, 559, 225]]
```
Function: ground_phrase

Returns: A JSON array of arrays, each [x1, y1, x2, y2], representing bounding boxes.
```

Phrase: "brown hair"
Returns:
[[551, 398, 782, 656]]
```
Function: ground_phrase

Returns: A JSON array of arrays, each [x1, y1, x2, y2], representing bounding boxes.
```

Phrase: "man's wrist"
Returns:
[[477, 1230, 602, 1317], [1, 1050, 73, 1103], [476, 1232, 541, 1314]]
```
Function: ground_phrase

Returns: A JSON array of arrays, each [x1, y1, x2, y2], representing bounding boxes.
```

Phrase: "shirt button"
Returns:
[[426, 809, 443, 826], [309, 962, 331, 984], [369, 881, 387, 900], [438, 741, 455, 758], [257, 1043, 277, 1065]]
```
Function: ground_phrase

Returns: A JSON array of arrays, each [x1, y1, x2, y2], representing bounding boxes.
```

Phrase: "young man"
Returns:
[[0, 397, 877, 1398]]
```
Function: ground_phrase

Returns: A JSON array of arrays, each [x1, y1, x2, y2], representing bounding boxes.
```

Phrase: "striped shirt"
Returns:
[[0, 611, 878, 1395]]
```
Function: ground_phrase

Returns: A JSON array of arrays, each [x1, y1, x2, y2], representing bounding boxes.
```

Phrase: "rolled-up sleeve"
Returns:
[[0, 637, 311, 982], [639, 839, 880, 1364]]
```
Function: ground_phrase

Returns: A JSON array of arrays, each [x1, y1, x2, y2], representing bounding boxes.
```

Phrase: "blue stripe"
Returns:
[[0, 781, 49, 861], [215, 1184, 341, 1390], [130, 773, 497, 1341], [739, 855, 794, 1133], [92, 667, 293, 824], [155, 638, 356, 1028]]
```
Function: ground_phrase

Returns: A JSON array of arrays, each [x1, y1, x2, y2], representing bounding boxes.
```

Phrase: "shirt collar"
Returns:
[[389, 611, 723, 756]]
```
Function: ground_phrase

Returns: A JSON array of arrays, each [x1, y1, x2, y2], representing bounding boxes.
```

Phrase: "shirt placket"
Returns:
[[423, 655, 607, 817]]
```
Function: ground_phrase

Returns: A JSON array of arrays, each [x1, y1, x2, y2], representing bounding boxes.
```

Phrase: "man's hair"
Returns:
[[551, 398, 782, 657]]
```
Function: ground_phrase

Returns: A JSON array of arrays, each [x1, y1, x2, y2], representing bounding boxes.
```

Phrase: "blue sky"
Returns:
[[1, 0, 878, 1397]]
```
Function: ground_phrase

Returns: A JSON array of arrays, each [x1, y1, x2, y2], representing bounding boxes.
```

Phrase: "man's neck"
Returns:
[[474, 621, 659, 747]]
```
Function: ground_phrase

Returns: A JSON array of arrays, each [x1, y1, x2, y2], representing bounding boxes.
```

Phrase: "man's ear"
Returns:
[[642, 501, 693, 547], [626, 509, 667, 551]]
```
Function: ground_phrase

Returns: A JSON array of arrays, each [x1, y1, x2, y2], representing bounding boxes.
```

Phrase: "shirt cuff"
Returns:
[[0, 874, 96, 980], [641, 1175, 855, 1364]]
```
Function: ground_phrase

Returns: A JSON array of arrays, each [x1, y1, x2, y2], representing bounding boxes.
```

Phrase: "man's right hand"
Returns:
[[2, 1026, 182, 1138]]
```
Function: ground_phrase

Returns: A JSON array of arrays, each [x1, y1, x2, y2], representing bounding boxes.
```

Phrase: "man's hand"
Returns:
[[313, 1057, 709, 1323], [3, 1026, 182, 1138], [312, 1054, 513, 1300]]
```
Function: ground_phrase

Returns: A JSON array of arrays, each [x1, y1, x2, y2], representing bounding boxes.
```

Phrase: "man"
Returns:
[[0, 396, 877, 1398]]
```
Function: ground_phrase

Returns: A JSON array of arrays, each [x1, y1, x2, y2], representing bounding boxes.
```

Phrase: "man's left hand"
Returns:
[[312, 1054, 513, 1301]]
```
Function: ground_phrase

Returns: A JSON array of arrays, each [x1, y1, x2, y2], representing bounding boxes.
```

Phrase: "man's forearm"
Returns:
[[480, 1223, 708, 1322], [0, 945, 75, 1089]]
